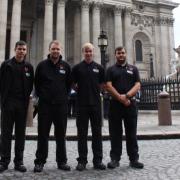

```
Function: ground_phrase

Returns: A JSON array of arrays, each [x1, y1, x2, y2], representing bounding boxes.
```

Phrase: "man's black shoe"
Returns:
[[0, 164, 8, 173], [34, 163, 44, 173], [58, 163, 71, 171], [14, 165, 27, 172], [130, 161, 144, 169], [107, 160, 119, 169], [94, 162, 106, 170], [76, 163, 86, 171]]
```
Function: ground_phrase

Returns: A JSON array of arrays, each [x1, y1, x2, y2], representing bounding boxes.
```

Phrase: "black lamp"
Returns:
[[98, 30, 108, 69]]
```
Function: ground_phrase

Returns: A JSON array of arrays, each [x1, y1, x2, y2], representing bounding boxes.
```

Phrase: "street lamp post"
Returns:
[[150, 53, 154, 78], [98, 30, 108, 125], [98, 30, 108, 69]]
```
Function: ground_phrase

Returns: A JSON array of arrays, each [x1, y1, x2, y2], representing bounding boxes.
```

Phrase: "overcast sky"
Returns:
[[173, 0, 180, 47]]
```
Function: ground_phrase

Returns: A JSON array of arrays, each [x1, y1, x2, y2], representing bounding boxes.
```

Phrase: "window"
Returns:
[[135, 40, 143, 62]]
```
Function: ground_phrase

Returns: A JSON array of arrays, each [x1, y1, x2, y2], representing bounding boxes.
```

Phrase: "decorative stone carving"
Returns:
[[81, 0, 91, 9], [174, 45, 180, 59], [124, 6, 133, 16], [93, 0, 102, 10], [57, 0, 66, 7], [131, 14, 154, 28], [45, 0, 54, 5], [114, 5, 124, 16], [155, 17, 174, 26]]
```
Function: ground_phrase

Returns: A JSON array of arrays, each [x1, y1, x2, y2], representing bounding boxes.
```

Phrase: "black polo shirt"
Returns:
[[35, 56, 71, 104], [106, 62, 140, 95], [72, 60, 105, 106], [8, 59, 24, 101]]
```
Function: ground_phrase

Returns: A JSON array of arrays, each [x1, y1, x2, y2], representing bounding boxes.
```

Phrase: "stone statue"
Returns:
[[173, 45, 180, 59], [166, 45, 180, 79]]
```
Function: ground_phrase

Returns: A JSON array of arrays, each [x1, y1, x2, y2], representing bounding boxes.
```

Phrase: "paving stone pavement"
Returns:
[[26, 110, 180, 138], [0, 139, 180, 180]]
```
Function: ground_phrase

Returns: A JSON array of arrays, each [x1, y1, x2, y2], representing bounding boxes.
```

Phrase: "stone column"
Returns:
[[56, 0, 66, 57], [92, 2, 101, 64], [43, 0, 54, 58], [81, 0, 90, 46], [159, 17, 171, 76], [154, 18, 161, 77], [10, 0, 22, 58], [168, 18, 175, 65], [0, 0, 8, 63], [114, 5, 123, 48], [124, 7, 133, 64], [74, 6, 81, 64]]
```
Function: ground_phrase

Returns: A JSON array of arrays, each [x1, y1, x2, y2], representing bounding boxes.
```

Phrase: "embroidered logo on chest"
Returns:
[[59, 65, 66, 74], [24, 67, 30, 77]]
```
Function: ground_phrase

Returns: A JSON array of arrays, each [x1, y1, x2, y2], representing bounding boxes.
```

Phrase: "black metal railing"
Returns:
[[138, 78, 180, 110]]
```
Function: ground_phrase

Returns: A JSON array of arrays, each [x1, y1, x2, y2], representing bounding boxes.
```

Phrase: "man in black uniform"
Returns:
[[72, 43, 106, 171], [34, 40, 71, 172], [106, 46, 144, 169], [0, 41, 34, 172]]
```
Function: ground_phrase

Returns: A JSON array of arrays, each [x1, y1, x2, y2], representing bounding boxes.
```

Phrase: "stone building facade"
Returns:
[[0, 0, 178, 78]]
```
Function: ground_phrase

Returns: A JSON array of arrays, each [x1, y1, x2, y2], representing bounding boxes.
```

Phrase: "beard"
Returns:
[[117, 58, 126, 65]]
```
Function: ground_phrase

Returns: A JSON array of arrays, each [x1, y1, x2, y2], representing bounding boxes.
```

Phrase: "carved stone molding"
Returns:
[[45, 0, 54, 5], [81, 0, 91, 9], [14, 0, 22, 2], [57, 0, 66, 7], [154, 17, 174, 26], [124, 6, 133, 17], [114, 5, 124, 16], [92, 0, 103, 10], [131, 14, 154, 27]]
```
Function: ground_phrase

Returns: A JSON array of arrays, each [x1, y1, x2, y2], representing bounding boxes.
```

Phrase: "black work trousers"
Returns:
[[0, 100, 27, 166], [34, 101, 68, 165], [108, 100, 139, 162], [76, 105, 103, 164]]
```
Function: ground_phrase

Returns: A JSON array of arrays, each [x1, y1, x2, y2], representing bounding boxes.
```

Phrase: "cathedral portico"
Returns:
[[0, 0, 178, 78]]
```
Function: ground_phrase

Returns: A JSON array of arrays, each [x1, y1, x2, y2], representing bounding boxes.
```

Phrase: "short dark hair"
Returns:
[[49, 40, 62, 49], [115, 46, 126, 54], [15, 40, 27, 48]]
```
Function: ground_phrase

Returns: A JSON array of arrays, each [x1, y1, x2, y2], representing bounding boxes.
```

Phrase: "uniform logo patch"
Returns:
[[59, 69, 65, 74], [93, 68, 99, 73], [25, 72, 30, 77], [127, 70, 133, 74]]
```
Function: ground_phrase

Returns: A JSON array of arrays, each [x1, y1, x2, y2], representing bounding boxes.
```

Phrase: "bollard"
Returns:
[[158, 91, 172, 125]]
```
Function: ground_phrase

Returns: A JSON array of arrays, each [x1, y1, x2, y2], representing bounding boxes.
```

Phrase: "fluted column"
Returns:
[[81, 0, 90, 46], [56, 0, 65, 57], [114, 5, 123, 48], [168, 18, 175, 69], [124, 7, 133, 64], [43, 0, 54, 58], [0, 0, 8, 63], [74, 6, 81, 64], [10, 0, 22, 58], [92, 2, 101, 64]]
